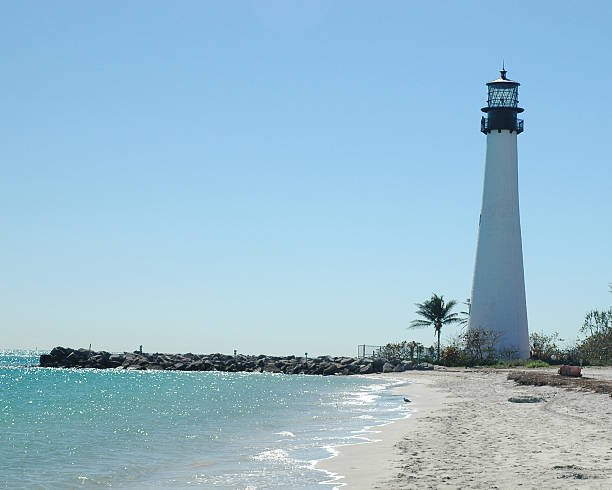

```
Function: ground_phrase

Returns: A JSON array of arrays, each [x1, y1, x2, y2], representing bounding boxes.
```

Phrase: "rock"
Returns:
[[186, 360, 204, 371], [76, 348, 91, 359], [383, 362, 395, 373], [39, 354, 52, 366], [371, 359, 385, 372], [344, 363, 359, 374], [49, 347, 69, 359], [65, 352, 79, 365], [323, 364, 339, 376], [40, 347, 390, 376], [359, 364, 375, 374], [263, 364, 281, 373], [416, 362, 434, 370], [508, 396, 545, 403]]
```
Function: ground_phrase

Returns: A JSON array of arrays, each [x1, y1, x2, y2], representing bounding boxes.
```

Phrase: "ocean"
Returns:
[[0, 352, 411, 489]]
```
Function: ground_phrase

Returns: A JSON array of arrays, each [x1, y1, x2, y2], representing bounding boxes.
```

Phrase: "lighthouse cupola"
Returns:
[[481, 68, 524, 134]]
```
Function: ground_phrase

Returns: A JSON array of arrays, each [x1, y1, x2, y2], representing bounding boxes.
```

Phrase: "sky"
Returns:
[[1, 1, 611, 356]]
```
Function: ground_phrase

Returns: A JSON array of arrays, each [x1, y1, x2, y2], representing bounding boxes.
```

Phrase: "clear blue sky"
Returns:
[[2, 1, 610, 355]]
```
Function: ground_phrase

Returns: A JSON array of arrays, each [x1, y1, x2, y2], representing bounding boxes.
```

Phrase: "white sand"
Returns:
[[317, 368, 612, 489]]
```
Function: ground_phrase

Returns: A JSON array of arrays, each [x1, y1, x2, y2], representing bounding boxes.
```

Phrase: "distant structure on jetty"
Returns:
[[469, 67, 530, 359]]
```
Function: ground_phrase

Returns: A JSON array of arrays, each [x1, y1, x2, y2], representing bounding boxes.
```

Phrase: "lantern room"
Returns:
[[481, 69, 524, 134]]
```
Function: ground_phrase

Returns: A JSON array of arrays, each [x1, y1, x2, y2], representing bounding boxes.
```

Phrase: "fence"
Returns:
[[357, 343, 437, 361], [357, 344, 383, 358]]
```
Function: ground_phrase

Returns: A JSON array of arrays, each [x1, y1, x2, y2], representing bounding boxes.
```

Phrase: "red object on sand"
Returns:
[[558, 365, 581, 377]]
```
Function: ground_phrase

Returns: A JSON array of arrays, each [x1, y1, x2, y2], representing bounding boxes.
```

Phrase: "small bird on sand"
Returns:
[[403, 397, 411, 403]]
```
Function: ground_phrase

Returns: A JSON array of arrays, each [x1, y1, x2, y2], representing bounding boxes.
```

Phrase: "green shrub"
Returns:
[[526, 360, 550, 368], [578, 309, 612, 365], [441, 346, 462, 366], [492, 359, 528, 368], [529, 331, 562, 362]]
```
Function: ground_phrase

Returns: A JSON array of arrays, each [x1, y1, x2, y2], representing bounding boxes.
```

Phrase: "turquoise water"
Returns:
[[0, 354, 410, 489]]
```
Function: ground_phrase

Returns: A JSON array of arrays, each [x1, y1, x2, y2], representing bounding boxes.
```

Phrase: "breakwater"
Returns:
[[39, 347, 433, 375]]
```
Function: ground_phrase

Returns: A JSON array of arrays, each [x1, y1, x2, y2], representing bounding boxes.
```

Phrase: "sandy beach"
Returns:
[[318, 368, 612, 489]]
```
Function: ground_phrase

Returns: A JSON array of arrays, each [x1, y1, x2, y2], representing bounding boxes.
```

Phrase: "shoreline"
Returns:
[[316, 373, 449, 489], [318, 368, 612, 489]]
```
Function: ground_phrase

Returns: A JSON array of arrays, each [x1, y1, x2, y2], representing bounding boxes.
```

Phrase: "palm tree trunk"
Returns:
[[437, 328, 441, 362]]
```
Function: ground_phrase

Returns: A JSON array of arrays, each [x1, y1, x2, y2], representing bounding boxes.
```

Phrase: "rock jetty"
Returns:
[[39, 346, 434, 375]]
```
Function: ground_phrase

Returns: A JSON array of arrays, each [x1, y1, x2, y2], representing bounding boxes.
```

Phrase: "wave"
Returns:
[[274, 431, 296, 438]]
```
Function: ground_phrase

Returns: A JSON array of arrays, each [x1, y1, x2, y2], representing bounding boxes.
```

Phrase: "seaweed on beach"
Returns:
[[507, 371, 612, 396]]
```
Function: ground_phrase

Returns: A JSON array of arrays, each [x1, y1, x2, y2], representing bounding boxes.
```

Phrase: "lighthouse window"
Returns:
[[487, 86, 518, 108]]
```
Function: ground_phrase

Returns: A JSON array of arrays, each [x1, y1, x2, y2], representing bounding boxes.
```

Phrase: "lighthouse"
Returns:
[[469, 68, 530, 359]]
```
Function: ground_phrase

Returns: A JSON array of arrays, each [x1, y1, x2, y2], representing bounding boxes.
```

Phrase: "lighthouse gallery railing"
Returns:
[[481, 117, 524, 134]]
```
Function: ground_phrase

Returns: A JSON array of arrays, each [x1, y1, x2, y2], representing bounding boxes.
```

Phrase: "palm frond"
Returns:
[[443, 312, 460, 323], [442, 300, 457, 313], [409, 319, 433, 329], [414, 311, 437, 322], [443, 317, 461, 325]]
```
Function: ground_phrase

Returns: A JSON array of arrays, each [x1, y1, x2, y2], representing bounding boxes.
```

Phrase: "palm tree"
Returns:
[[406, 340, 419, 360], [409, 293, 460, 362], [458, 298, 471, 326]]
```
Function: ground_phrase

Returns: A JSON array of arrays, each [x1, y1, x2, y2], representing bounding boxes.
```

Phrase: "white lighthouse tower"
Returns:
[[469, 68, 529, 359]]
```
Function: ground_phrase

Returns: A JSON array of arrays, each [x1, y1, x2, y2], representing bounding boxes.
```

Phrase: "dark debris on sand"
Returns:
[[508, 370, 612, 396]]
